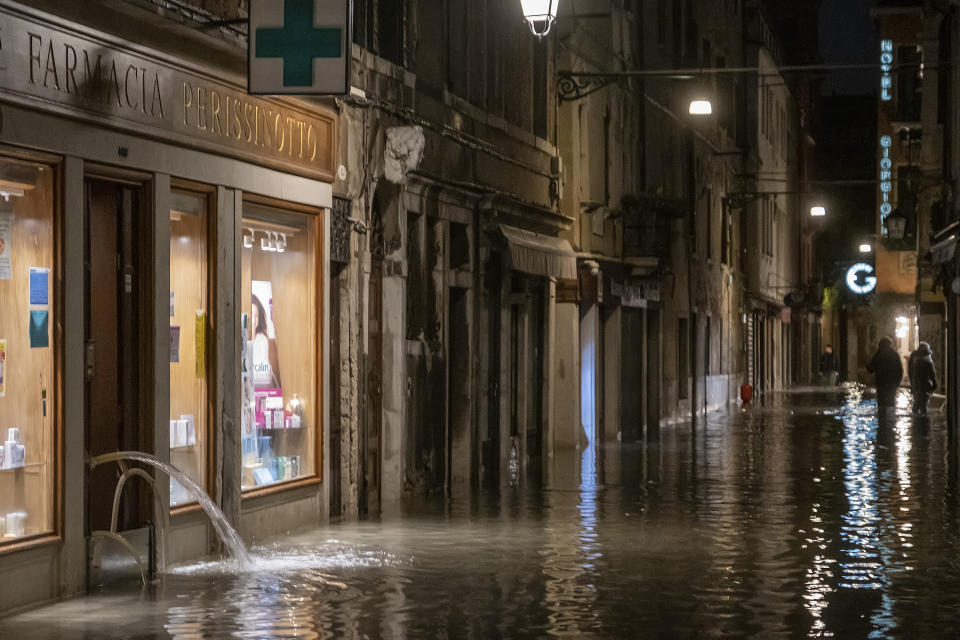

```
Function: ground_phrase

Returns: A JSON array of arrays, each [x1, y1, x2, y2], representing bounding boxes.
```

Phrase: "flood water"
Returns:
[[4, 386, 960, 638]]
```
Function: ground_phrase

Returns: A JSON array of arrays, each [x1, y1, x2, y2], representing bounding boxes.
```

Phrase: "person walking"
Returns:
[[819, 345, 839, 386], [867, 337, 903, 409], [908, 342, 938, 415]]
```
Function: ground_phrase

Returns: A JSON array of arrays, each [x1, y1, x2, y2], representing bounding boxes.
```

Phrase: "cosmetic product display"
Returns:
[[4, 511, 27, 538], [2, 428, 25, 470], [182, 414, 196, 446], [170, 415, 197, 449]]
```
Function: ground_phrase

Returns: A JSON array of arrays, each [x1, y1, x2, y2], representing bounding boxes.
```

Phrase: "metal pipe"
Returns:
[[108, 467, 168, 573]]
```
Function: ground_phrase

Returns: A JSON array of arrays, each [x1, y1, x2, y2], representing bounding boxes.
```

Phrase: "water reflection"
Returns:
[[839, 387, 883, 591], [4, 387, 960, 639]]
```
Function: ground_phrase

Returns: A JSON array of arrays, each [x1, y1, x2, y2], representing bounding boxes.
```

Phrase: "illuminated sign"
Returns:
[[880, 40, 893, 101], [846, 263, 878, 295], [879, 135, 893, 232]]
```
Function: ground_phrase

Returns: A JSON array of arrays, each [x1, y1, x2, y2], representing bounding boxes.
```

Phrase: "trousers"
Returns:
[[876, 385, 899, 408], [912, 392, 931, 415]]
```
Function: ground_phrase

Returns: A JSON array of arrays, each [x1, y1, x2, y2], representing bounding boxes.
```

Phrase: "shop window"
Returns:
[[169, 190, 209, 506], [0, 158, 56, 543], [240, 202, 319, 491]]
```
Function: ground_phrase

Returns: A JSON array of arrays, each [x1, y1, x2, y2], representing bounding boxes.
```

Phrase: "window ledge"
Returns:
[[241, 476, 322, 503], [0, 534, 60, 556]]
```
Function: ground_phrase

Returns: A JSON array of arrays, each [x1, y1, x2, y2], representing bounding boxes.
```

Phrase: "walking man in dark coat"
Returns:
[[908, 341, 938, 415], [819, 345, 839, 386], [867, 337, 903, 409]]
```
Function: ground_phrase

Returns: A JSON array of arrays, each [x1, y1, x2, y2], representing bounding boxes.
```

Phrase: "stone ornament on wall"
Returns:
[[900, 252, 918, 274], [384, 126, 426, 184]]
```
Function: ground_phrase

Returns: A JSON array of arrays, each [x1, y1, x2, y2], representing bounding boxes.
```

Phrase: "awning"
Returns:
[[500, 224, 578, 280], [931, 234, 957, 265]]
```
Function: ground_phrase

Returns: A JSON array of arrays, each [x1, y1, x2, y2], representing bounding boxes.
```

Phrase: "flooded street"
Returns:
[[4, 386, 960, 638]]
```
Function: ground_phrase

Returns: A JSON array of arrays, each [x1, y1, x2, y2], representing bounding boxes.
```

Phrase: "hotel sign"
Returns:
[[846, 263, 877, 295], [879, 135, 893, 231], [880, 40, 893, 101], [0, 6, 336, 182]]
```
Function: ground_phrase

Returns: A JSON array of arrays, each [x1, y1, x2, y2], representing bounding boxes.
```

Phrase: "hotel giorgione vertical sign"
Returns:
[[0, 6, 335, 181], [878, 40, 894, 234]]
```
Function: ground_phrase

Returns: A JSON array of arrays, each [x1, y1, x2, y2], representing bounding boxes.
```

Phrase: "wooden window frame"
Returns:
[[0, 146, 64, 555], [240, 193, 324, 502]]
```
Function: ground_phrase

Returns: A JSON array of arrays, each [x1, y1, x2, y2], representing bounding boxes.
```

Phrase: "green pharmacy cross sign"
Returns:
[[249, 0, 350, 95]]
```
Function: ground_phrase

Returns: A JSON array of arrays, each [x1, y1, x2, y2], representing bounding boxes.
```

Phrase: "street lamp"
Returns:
[[810, 206, 826, 217], [521, 0, 559, 38], [885, 208, 907, 239], [859, 243, 872, 253], [688, 99, 713, 116]]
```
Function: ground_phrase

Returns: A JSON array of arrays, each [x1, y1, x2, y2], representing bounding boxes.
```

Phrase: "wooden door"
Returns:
[[85, 179, 143, 534]]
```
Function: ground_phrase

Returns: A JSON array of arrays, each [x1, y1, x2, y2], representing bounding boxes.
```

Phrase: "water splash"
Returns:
[[90, 451, 252, 567]]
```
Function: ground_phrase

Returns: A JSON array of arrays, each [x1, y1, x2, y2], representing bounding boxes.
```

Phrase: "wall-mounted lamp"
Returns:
[[885, 208, 907, 240], [520, 0, 559, 38]]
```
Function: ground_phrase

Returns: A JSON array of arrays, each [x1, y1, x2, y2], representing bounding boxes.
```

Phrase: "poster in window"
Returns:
[[0, 212, 11, 280], [250, 280, 282, 389]]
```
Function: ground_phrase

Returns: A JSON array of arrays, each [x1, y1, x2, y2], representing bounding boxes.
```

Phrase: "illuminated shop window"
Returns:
[[169, 190, 210, 506], [0, 158, 56, 543], [239, 202, 319, 491]]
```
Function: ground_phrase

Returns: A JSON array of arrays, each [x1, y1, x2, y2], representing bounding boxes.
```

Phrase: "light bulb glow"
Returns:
[[859, 243, 872, 253], [810, 206, 826, 217], [689, 100, 712, 115]]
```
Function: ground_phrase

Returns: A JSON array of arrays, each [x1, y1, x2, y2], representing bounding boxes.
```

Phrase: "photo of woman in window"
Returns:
[[251, 293, 282, 389]]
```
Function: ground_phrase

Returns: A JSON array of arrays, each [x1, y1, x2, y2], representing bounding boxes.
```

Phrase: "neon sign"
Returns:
[[879, 135, 892, 232], [846, 263, 878, 295], [880, 40, 893, 101]]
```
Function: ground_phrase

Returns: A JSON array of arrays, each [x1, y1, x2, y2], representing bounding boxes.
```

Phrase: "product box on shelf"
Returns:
[[1, 428, 25, 470]]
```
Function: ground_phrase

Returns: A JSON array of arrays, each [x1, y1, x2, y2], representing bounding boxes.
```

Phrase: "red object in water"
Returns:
[[740, 384, 754, 406]]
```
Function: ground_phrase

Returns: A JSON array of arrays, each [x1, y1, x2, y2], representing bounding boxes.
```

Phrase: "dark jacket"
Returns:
[[909, 344, 938, 394], [867, 345, 904, 388], [819, 352, 838, 374]]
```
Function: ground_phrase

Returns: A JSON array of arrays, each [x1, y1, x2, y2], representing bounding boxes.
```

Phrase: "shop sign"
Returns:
[[0, 7, 335, 181], [610, 280, 660, 308], [248, 0, 350, 96]]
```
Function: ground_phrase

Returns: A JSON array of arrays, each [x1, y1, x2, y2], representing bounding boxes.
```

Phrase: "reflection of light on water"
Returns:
[[895, 415, 912, 535], [839, 392, 883, 590], [802, 498, 836, 638], [580, 442, 599, 563]]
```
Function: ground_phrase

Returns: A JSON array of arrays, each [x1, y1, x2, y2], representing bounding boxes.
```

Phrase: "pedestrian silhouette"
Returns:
[[867, 337, 903, 409], [908, 342, 937, 415]]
